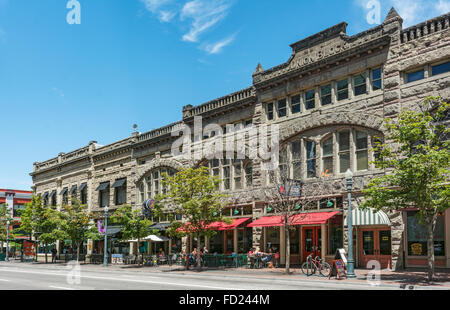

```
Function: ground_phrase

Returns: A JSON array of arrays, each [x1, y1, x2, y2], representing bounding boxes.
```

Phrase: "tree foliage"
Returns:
[[156, 167, 231, 268], [361, 96, 450, 281]]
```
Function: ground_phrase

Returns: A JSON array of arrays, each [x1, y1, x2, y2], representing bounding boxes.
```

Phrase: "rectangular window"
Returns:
[[354, 73, 367, 96], [328, 215, 343, 255], [146, 177, 152, 199], [115, 183, 127, 205], [321, 84, 332, 106], [337, 79, 349, 101], [356, 131, 369, 171], [305, 90, 315, 110], [277, 99, 287, 118], [100, 189, 109, 208], [306, 141, 316, 178], [267, 103, 274, 120], [292, 141, 302, 179], [371, 68, 382, 90], [279, 147, 289, 178], [407, 70, 425, 83], [233, 160, 242, 190], [245, 164, 253, 188], [339, 131, 350, 173], [322, 137, 333, 175], [407, 211, 445, 256], [223, 166, 230, 190], [81, 188, 87, 205], [291, 95, 301, 114], [432, 61, 450, 76]]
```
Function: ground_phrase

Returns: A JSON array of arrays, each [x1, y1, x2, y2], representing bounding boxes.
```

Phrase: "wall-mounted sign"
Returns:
[[410, 243, 423, 256]]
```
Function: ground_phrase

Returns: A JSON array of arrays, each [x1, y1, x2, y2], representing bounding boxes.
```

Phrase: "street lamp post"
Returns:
[[345, 169, 356, 278], [103, 205, 109, 267], [5, 219, 10, 262]]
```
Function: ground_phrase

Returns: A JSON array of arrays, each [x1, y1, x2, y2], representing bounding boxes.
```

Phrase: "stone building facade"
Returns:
[[31, 9, 450, 270]]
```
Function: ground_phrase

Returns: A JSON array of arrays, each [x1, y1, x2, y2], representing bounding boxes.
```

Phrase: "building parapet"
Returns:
[[182, 87, 256, 119], [401, 13, 450, 44]]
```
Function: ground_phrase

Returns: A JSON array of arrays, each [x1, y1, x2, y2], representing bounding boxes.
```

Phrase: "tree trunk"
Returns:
[[77, 243, 81, 262], [137, 238, 141, 266], [196, 234, 202, 271], [45, 243, 48, 264], [427, 222, 435, 282], [285, 223, 290, 274]]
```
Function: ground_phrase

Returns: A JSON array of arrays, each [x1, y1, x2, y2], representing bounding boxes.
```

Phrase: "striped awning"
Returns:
[[344, 208, 391, 226]]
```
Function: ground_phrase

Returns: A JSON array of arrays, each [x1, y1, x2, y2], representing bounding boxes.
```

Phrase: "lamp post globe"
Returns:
[[345, 169, 356, 278]]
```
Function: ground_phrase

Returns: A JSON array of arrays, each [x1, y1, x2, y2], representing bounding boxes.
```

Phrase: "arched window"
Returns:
[[138, 167, 176, 201]]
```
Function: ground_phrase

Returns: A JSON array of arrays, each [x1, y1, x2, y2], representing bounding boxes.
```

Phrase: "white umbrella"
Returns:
[[143, 235, 170, 242]]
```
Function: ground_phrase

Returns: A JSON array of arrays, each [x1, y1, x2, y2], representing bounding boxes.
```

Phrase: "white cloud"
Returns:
[[180, 0, 232, 42], [141, 0, 176, 23], [203, 33, 236, 54]]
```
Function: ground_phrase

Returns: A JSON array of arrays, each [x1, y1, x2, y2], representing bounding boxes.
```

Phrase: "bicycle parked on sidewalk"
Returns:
[[301, 254, 331, 277]]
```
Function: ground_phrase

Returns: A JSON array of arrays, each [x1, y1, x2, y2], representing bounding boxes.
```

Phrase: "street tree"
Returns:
[[266, 149, 330, 274], [0, 204, 13, 249], [361, 96, 450, 282], [20, 195, 65, 263], [110, 204, 154, 265], [156, 167, 231, 270], [59, 198, 99, 262]]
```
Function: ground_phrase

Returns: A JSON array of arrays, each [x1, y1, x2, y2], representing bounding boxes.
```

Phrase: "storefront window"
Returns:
[[210, 232, 223, 254], [407, 211, 445, 256], [266, 227, 280, 252], [289, 227, 300, 254], [328, 215, 343, 255]]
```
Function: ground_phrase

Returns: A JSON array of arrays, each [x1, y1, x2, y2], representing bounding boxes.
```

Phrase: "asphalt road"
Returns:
[[0, 262, 442, 291]]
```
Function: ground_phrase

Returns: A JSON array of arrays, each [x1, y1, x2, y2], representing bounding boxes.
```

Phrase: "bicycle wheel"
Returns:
[[319, 262, 331, 277], [301, 262, 310, 276]]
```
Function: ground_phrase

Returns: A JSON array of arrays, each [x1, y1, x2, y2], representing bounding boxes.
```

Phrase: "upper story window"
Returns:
[[322, 136, 333, 176], [280, 128, 378, 183], [338, 130, 351, 173], [356, 131, 369, 171], [80, 183, 87, 205], [305, 90, 315, 110], [112, 178, 127, 206], [277, 99, 287, 118], [96, 182, 110, 208], [407, 69, 425, 83], [337, 79, 349, 101], [306, 141, 317, 178], [291, 95, 301, 114], [60, 187, 68, 205], [354, 73, 367, 96], [207, 157, 253, 191], [432, 61, 450, 76], [49, 190, 57, 207], [321, 84, 332, 106], [371, 68, 382, 90], [140, 167, 176, 200], [267, 102, 274, 120], [292, 141, 302, 179]]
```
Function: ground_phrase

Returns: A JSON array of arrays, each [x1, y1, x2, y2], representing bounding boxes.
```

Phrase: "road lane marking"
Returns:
[[0, 268, 238, 290], [0, 279, 10, 282]]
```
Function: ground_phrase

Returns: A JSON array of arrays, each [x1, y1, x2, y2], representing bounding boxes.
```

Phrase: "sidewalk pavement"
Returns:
[[2, 261, 449, 289]]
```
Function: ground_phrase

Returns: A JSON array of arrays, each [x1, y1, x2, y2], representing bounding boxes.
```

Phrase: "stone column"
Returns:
[[321, 224, 326, 260], [280, 226, 286, 265], [390, 211, 405, 270]]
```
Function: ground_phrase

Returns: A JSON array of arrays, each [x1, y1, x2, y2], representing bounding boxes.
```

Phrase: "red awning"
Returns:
[[178, 217, 252, 232], [218, 217, 251, 231], [247, 211, 339, 228]]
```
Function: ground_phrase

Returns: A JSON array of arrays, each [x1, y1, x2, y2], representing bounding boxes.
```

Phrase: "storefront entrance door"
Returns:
[[302, 227, 321, 262], [360, 228, 392, 269]]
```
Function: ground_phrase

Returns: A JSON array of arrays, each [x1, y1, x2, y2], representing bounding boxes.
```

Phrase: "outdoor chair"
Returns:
[[158, 255, 168, 265], [168, 253, 177, 265], [126, 254, 136, 264]]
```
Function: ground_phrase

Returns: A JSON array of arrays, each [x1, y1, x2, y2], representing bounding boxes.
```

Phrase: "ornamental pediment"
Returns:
[[254, 22, 386, 85]]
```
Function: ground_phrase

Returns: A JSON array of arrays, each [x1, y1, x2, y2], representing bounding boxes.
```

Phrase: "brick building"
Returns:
[[30, 8, 450, 270]]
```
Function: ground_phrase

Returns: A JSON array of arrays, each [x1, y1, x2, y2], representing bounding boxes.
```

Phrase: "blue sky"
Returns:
[[0, 0, 449, 190]]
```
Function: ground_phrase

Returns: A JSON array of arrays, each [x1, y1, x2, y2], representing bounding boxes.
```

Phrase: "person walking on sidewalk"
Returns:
[[51, 248, 57, 263]]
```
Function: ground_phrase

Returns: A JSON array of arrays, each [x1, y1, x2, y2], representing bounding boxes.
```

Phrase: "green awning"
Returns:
[[60, 188, 68, 195], [344, 208, 391, 226], [111, 178, 126, 188], [69, 185, 77, 194], [96, 182, 110, 191]]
